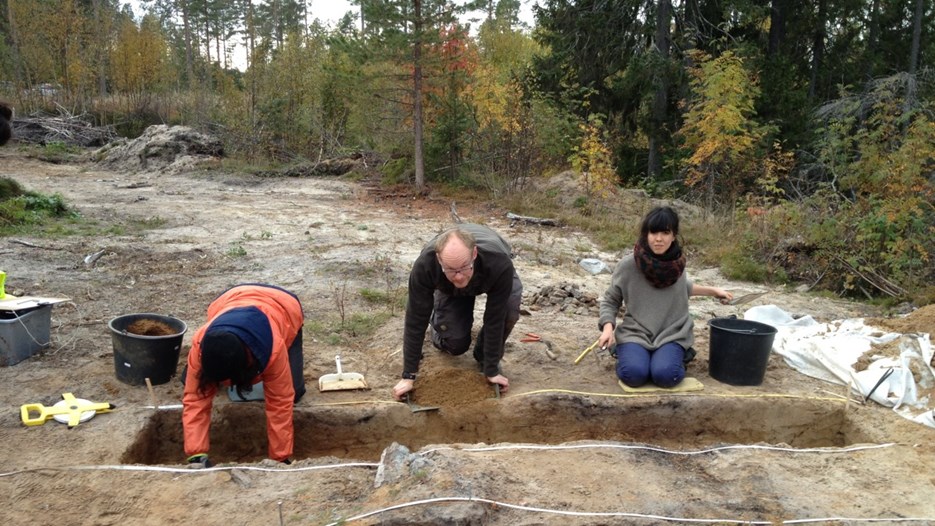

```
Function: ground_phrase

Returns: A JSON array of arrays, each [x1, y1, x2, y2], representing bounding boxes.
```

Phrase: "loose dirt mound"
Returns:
[[91, 124, 223, 173], [868, 303, 935, 338]]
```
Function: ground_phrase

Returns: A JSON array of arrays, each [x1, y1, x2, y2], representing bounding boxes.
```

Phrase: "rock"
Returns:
[[374, 442, 412, 488], [228, 468, 252, 488], [579, 258, 611, 274]]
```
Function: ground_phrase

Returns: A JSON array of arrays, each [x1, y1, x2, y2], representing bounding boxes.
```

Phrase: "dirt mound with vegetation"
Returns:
[[90, 124, 223, 173]]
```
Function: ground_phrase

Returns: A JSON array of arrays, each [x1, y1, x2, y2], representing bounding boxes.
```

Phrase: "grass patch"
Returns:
[[22, 141, 84, 164], [1, 176, 175, 238], [721, 251, 770, 282], [359, 287, 407, 313], [0, 177, 81, 235], [226, 243, 247, 257], [499, 189, 640, 252], [305, 311, 394, 344], [127, 216, 168, 230]]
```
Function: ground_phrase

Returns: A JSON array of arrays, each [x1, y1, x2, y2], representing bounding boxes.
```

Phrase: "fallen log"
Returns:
[[506, 212, 559, 226]]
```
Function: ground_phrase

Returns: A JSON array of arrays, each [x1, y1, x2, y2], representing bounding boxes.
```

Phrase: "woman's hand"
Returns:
[[691, 285, 734, 303], [598, 323, 615, 352], [713, 288, 734, 304]]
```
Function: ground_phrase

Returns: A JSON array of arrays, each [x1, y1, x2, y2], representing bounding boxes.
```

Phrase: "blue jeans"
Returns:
[[615, 341, 686, 388]]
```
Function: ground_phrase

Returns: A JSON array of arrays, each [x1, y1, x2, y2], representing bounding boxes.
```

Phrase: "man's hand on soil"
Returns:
[[392, 379, 414, 401], [487, 374, 509, 393]]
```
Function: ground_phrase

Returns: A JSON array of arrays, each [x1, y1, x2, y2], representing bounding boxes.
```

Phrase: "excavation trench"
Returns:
[[121, 394, 870, 465]]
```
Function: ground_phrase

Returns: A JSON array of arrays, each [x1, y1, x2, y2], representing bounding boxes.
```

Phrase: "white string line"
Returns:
[[5, 305, 49, 347], [0, 462, 379, 478], [783, 520, 935, 525], [5, 300, 81, 352], [420, 442, 898, 456], [0, 442, 898, 480], [49, 301, 82, 353], [322, 496, 935, 526]]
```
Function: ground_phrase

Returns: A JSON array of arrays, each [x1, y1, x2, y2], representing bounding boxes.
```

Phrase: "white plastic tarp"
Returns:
[[743, 305, 935, 429]]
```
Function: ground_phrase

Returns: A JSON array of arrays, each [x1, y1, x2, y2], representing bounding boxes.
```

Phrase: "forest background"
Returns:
[[0, 0, 933, 307]]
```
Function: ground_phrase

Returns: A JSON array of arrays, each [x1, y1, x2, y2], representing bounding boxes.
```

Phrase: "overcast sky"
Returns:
[[126, 1, 536, 30]]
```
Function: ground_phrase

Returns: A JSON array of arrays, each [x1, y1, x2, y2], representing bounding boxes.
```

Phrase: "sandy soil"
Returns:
[[1, 149, 934, 525]]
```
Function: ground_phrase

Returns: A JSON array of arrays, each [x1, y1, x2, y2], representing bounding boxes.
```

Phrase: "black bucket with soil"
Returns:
[[109, 313, 187, 386], [708, 317, 777, 386]]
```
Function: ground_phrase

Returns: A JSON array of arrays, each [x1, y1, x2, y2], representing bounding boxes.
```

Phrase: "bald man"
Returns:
[[393, 224, 523, 400]]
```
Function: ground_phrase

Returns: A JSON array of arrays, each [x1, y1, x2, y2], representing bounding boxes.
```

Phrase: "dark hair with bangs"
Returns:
[[198, 331, 258, 399], [639, 206, 680, 241]]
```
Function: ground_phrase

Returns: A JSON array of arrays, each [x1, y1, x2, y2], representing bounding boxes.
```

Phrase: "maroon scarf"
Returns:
[[633, 239, 685, 288]]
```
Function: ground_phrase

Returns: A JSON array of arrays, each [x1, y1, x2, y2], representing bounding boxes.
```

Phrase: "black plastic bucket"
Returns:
[[707, 317, 777, 386], [109, 313, 187, 386]]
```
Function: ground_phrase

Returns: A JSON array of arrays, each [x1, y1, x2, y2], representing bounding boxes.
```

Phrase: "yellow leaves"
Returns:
[[471, 64, 512, 129], [110, 16, 172, 94], [569, 117, 616, 199], [9, 0, 78, 87], [676, 50, 772, 196]]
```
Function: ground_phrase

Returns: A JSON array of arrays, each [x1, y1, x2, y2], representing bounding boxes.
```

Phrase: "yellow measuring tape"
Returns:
[[21, 393, 116, 428]]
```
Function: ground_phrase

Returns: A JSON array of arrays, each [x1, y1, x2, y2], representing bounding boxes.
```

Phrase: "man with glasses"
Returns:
[[393, 224, 523, 401]]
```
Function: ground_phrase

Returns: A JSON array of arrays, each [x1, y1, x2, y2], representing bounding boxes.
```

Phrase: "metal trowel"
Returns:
[[725, 292, 767, 306], [404, 393, 439, 413]]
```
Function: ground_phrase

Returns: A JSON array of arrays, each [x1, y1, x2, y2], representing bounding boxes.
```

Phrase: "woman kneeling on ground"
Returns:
[[597, 206, 732, 388]]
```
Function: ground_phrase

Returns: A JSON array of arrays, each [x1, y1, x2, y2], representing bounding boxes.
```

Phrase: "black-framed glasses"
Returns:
[[438, 258, 475, 276]]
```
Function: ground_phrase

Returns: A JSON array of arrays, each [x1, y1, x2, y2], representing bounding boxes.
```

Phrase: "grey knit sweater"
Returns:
[[598, 256, 694, 350]]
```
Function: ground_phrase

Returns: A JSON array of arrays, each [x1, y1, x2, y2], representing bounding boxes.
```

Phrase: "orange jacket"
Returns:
[[182, 284, 303, 462]]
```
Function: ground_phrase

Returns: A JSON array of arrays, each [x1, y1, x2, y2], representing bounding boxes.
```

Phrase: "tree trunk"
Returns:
[[181, 0, 195, 88], [863, 0, 880, 81], [647, 0, 671, 181], [413, 0, 425, 192], [245, 0, 256, 126], [767, 0, 786, 57], [216, 29, 222, 69], [93, 0, 107, 96], [909, 0, 923, 74], [359, 0, 366, 33], [202, 3, 212, 71], [808, 0, 825, 101], [245, 0, 255, 69], [5, 0, 26, 87]]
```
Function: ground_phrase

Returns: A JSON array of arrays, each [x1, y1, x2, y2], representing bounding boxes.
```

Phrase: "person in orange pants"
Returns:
[[182, 284, 305, 467]]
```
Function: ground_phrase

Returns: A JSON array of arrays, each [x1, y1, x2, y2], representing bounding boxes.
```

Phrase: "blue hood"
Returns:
[[207, 306, 273, 370]]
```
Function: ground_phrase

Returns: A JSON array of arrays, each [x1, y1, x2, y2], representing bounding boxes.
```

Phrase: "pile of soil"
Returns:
[[90, 124, 223, 173], [126, 318, 178, 336], [867, 303, 935, 336]]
